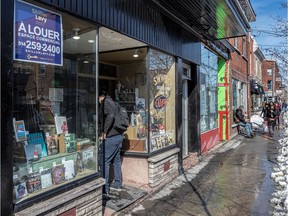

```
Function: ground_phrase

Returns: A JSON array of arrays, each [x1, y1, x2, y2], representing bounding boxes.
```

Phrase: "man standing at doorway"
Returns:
[[99, 90, 124, 196]]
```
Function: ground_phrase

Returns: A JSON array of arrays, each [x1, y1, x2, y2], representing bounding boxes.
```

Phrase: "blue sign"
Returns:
[[14, 0, 63, 66]]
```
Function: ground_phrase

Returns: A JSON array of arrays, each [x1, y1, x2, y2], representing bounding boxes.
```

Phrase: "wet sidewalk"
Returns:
[[112, 130, 281, 216]]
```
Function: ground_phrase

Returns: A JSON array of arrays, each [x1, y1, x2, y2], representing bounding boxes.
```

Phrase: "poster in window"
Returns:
[[14, 181, 28, 199], [14, 0, 63, 66], [52, 164, 65, 184], [41, 169, 52, 189], [26, 133, 48, 157], [13, 120, 27, 142], [27, 172, 42, 193], [136, 98, 145, 111], [55, 116, 69, 135], [63, 160, 75, 180], [46, 135, 58, 155]]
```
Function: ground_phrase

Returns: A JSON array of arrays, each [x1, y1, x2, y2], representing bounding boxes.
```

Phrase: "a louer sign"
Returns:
[[14, 0, 63, 66]]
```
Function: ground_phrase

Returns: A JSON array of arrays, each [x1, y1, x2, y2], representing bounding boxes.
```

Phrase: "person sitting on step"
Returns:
[[235, 105, 253, 138]]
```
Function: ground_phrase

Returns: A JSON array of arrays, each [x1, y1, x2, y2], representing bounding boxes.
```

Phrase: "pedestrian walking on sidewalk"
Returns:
[[99, 90, 124, 197], [260, 102, 269, 119], [281, 101, 287, 113], [265, 104, 277, 136], [275, 102, 281, 129]]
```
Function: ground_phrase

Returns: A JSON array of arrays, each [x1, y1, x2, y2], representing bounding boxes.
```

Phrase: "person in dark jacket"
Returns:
[[265, 104, 277, 132], [235, 105, 253, 138], [260, 103, 269, 119], [275, 102, 281, 129], [282, 101, 287, 113], [99, 90, 124, 196]]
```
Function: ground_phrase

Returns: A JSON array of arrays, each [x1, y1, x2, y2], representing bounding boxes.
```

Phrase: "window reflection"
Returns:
[[149, 49, 176, 151], [200, 46, 218, 132]]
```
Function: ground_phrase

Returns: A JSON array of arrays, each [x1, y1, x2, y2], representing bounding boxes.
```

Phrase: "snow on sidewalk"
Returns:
[[270, 112, 288, 215]]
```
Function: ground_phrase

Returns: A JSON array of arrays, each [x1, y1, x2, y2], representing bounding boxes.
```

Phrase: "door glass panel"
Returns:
[[149, 49, 176, 151]]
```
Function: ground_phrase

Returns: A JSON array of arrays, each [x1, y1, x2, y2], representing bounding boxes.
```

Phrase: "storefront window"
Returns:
[[200, 46, 218, 132], [149, 49, 176, 151], [12, 3, 97, 203], [98, 45, 148, 153]]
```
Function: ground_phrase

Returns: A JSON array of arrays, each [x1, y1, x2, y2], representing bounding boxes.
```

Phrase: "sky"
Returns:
[[249, 0, 287, 61]]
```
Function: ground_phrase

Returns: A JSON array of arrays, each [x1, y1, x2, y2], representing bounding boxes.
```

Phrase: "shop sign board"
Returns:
[[14, 0, 63, 66], [153, 95, 168, 110]]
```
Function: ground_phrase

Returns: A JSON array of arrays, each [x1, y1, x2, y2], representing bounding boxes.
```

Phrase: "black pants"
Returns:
[[276, 116, 280, 125]]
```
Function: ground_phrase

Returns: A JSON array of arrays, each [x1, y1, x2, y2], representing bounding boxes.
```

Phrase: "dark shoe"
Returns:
[[103, 192, 110, 200], [245, 135, 253, 138], [110, 184, 122, 192]]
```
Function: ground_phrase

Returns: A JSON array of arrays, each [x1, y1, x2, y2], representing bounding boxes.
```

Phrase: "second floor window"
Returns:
[[268, 80, 272, 90], [267, 68, 272, 76]]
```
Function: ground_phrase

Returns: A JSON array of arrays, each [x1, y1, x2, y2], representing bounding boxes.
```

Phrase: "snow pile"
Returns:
[[283, 112, 288, 127], [270, 117, 288, 215], [251, 115, 266, 131]]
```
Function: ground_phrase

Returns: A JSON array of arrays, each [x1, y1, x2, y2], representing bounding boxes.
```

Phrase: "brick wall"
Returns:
[[148, 148, 179, 188], [229, 36, 249, 84], [262, 60, 280, 94], [228, 35, 252, 115]]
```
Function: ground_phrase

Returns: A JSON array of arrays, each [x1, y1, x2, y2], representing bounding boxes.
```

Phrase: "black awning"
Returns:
[[250, 80, 259, 95], [147, 0, 251, 40]]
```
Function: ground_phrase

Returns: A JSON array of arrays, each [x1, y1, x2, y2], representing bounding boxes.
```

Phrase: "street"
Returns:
[[118, 131, 281, 216]]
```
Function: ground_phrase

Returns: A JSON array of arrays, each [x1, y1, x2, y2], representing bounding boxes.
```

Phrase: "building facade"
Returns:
[[1, 0, 254, 215], [262, 60, 281, 102], [251, 38, 266, 111]]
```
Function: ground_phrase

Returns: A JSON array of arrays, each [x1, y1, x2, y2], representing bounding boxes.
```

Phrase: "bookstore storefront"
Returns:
[[2, 0, 250, 214], [2, 0, 195, 215], [9, 1, 103, 215]]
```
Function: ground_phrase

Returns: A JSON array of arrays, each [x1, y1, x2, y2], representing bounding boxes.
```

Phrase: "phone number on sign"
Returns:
[[18, 40, 61, 54]]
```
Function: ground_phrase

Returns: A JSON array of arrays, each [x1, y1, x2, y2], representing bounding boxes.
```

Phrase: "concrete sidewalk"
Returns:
[[104, 131, 275, 215], [119, 129, 281, 215], [103, 135, 248, 216]]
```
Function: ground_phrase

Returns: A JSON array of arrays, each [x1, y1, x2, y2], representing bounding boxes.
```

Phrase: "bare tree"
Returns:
[[263, 2, 288, 78]]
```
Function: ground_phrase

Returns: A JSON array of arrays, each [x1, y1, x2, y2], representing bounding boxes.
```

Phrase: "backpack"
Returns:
[[113, 103, 130, 133]]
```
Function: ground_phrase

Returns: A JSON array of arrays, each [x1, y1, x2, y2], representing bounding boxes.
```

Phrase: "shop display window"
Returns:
[[12, 8, 98, 203], [98, 47, 175, 153], [99, 47, 149, 152], [200, 46, 218, 132], [149, 49, 176, 151]]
